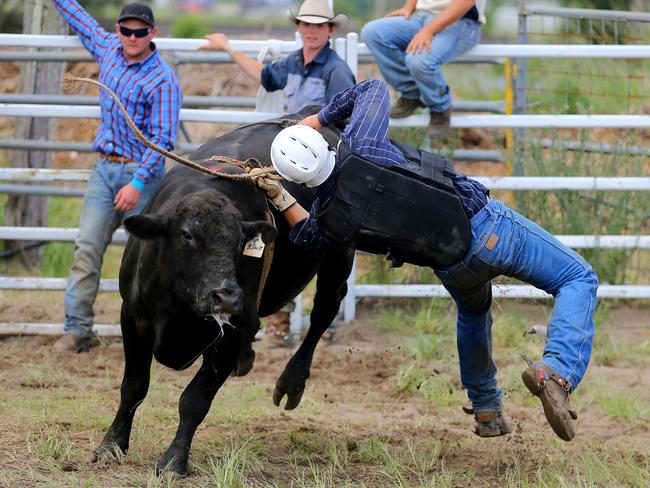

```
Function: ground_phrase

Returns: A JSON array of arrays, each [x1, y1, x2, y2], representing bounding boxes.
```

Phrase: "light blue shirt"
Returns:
[[260, 42, 356, 113]]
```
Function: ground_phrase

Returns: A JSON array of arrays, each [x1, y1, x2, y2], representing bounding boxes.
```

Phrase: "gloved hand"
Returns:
[[249, 168, 296, 211]]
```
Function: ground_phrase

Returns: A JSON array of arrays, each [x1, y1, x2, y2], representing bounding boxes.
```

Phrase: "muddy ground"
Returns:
[[0, 297, 649, 486]]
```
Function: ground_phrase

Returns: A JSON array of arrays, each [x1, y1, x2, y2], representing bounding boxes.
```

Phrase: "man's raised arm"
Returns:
[[51, 0, 111, 62]]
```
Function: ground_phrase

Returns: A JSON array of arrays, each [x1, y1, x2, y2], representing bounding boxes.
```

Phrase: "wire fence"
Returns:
[[514, 3, 650, 287]]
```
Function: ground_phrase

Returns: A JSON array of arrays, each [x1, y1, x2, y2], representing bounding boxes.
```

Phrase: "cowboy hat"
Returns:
[[287, 0, 347, 28]]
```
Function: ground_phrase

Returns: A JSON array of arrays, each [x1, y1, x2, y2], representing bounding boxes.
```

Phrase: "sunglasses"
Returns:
[[119, 25, 152, 38]]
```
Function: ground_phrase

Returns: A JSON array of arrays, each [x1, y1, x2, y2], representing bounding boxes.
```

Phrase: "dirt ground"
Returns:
[[2, 45, 649, 487], [0, 297, 649, 486]]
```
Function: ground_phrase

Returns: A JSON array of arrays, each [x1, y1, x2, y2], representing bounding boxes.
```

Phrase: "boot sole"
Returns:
[[522, 368, 575, 441]]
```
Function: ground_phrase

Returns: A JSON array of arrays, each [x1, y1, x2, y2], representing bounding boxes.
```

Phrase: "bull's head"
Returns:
[[124, 190, 277, 324]]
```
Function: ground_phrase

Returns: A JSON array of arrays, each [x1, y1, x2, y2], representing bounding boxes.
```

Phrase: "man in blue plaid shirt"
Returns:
[[51, 1, 182, 354]]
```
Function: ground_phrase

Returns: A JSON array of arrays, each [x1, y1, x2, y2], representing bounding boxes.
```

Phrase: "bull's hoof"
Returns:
[[272, 382, 305, 410], [155, 452, 188, 477], [91, 442, 124, 463]]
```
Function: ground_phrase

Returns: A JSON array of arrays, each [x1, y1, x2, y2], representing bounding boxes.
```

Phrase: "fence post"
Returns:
[[343, 256, 357, 322], [4, 0, 66, 267], [346, 32, 359, 78], [513, 0, 528, 177]]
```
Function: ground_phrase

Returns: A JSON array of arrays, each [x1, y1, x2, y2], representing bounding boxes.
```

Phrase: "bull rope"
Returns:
[[62, 74, 282, 181], [256, 209, 276, 311]]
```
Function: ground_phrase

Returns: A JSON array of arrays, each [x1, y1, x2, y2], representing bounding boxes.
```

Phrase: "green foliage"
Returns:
[[0, 1, 22, 33], [335, 0, 404, 24], [41, 196, 81, 277], [376, 299, 455, 361], [198, 437, 265, 487], [567, 0, 636, 10], [516, 131, 650, 285], [26, 425, 74, 462], [170, 13, 213, 39], [595, 392, 650, 421], [395, 362, 458, 407], [357, 435, 391, 464]]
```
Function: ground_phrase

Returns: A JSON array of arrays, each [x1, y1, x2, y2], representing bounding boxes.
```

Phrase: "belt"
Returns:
[[103, 154, 134, 163]]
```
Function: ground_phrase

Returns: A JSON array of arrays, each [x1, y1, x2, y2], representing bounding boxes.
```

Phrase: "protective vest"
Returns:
[[315, 142, 472, 268]]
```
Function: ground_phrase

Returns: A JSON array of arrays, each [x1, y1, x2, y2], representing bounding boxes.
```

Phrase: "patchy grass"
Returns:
[[0, 302, 649, 486], [595, 392, 650, 422]]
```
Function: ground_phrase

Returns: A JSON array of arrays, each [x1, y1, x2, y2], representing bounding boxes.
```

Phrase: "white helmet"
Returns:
[[270, 125, 336, 187]]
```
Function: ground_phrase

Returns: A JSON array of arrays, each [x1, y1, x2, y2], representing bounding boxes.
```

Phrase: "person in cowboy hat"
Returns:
[[201, 0, 355, 346], [200, 0, 355, 114]]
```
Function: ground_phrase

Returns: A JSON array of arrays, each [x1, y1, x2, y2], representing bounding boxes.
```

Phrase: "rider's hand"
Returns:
[[249, 169, 297, 212], [298, 114, 322, 131]]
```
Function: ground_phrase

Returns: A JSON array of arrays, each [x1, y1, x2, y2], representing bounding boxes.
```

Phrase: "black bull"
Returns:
[[93, 107, 354, 475]]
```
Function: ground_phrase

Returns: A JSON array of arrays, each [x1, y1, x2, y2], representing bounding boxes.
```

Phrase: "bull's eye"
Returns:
[[181, 230, 193, 242]]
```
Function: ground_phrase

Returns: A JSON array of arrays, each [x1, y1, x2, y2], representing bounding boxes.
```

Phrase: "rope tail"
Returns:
[[62, 73, 278, 181]]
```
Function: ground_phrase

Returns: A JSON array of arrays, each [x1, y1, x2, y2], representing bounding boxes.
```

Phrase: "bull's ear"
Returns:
[[242, 221, 278, 244], [124, 214, 168, 239]]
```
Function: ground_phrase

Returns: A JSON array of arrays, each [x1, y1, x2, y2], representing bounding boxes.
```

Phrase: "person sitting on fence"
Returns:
[[200, 0, 355, 347], [51, 0, 182, 354], [251, 79, 598, 442], [361, 0, 485, 137]]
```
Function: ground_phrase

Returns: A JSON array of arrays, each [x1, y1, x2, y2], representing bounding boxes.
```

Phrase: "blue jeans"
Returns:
[[63, 158, 160, 337], [362, 12, 481, 112], [434, 199, 598, 413]]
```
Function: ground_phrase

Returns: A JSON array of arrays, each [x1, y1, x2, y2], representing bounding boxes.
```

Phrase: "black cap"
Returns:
[[118, 3, 155, 27]]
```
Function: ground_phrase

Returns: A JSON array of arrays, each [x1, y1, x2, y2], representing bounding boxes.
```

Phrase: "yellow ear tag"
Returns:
[[243, 232, 265, 258]]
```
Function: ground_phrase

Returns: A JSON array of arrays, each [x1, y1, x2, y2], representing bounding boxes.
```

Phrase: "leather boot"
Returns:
[[264, 311, 294, 348], [53, 332, 100, 354], [521, 360, 578, 441], [390, 96, 425, 118], [464, 407, 512, 437], [428, 108, 451, 138]]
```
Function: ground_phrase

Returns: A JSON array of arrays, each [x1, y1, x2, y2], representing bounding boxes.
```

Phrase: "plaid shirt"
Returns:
[[290, 80, 488, 255], [52, 0, 182, 188]]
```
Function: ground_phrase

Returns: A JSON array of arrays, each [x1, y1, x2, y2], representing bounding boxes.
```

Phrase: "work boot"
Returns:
[[428, 109, 452, 138], [463, 407, 512, 437], [264, 311, 294, 348], [521, 359, 578, 441], [390, 96, 424, 118], [53, 332, 100, 354]]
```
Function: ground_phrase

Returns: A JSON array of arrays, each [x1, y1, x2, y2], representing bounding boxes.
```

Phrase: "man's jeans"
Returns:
[[362, 12, 481, 112], [434, 199, 598, 413], [63, 158, 160, 337]]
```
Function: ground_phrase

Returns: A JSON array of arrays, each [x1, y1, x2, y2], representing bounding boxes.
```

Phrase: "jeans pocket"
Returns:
[[473, 212, 518, 272]]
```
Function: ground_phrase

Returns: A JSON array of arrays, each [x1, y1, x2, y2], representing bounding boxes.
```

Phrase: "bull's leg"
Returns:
[[232, 310, 261, 377], [155, 347, 237, 476], [273, 249, 354, 410], [92, 307, 153, 461]]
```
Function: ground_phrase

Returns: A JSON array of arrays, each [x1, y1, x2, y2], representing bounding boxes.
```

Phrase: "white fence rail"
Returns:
[[1, 33, 649, 333], [3, 104, 650, 129], [2, 34, 650, 58], [3, 169, 649, 190], [1, 227, 649, 249]]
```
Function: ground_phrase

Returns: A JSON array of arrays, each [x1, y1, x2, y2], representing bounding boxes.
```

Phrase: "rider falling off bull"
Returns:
[[250, 79, 599, 442]]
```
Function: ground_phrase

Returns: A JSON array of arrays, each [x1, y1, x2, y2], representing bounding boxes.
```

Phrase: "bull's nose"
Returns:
[[210, 279, 243, 314]]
